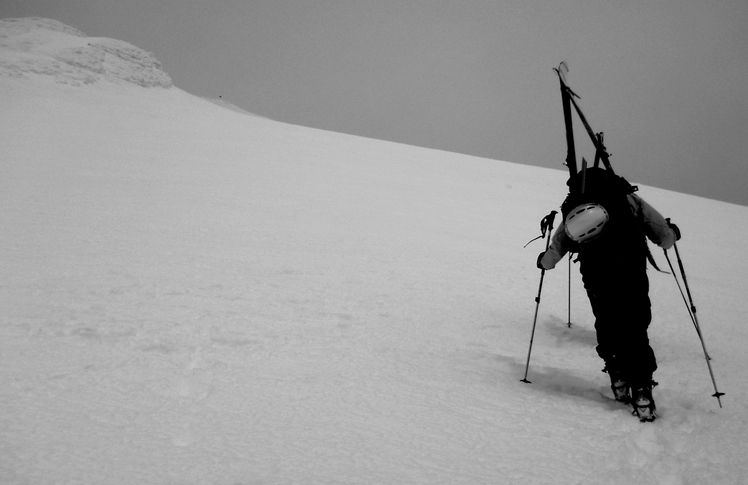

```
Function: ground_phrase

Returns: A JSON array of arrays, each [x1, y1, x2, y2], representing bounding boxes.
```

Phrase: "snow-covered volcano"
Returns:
[[2, 18, 748, 484]]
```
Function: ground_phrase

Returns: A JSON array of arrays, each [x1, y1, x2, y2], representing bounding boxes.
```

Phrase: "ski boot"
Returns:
[[603, 366, 630, 403], [631, 383, 658, 422], [610, 373, 630, 404]]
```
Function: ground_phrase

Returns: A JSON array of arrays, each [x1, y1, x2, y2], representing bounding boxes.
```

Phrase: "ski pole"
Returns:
[[662, 250, 703, 352], [663, 238, 724, 408], [521, 210, 557, 384], [567, 253, 572, 328]]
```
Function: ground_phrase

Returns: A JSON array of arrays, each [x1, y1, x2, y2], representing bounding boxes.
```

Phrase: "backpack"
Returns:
[[560, 167, 649, 261]]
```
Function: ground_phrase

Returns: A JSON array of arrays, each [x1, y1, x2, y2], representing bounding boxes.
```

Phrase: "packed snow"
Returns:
[[2, 18, 748, 484]]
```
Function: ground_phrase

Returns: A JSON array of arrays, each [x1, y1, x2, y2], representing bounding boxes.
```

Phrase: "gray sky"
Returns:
[[4, 0, 748, 205]]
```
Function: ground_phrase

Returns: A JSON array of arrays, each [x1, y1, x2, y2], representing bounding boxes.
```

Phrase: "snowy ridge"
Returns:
[[0, 17, 172, 87], [2, 18, 748, 485], [200, 95, 271, 119]]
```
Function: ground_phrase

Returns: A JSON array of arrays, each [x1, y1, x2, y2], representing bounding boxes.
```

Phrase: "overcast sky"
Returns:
[[4, 0, 747, 205]]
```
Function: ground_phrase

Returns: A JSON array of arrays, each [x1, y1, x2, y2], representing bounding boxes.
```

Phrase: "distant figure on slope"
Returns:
[[537, 167, 680, 422]]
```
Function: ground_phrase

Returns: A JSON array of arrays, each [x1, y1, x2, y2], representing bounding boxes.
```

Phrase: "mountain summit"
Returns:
[[0, 17, 172, 88]]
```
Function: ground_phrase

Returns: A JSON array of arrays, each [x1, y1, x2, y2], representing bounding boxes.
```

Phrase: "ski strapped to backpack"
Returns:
[[553, 63, 666, 272], [554, 62, 614, 178], [554, 62, 578, 177]]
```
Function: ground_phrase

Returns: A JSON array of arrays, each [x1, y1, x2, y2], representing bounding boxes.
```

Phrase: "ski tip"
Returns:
[[555, 61, 569, 83]]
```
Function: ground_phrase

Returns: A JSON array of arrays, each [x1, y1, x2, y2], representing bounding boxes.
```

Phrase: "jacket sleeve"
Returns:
[[630, 194, 676, 250], [539, 224, 572, 270]]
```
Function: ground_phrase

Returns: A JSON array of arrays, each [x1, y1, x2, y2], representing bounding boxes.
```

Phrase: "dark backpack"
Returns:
[[560, 167, 648, 260]]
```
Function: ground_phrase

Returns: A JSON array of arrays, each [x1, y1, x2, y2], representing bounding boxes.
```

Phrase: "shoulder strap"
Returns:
[[630, 196, 669, 274]]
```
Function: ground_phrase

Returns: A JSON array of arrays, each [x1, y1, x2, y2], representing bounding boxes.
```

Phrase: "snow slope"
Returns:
[[2, 18, 748, 484]]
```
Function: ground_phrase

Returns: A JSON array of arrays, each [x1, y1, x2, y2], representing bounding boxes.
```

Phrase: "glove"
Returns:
[[537, 252, 546, 270], [667, 220, 681, 241]]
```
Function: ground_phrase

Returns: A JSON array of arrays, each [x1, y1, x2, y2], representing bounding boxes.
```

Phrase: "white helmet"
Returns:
[[564, 203, 609, 243]]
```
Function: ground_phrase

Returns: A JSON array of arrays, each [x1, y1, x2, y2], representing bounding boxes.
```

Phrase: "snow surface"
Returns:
[[2, 18, 748, 485]]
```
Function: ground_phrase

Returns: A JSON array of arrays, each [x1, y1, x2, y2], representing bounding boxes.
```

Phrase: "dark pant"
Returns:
[[581, 260, 657, 387]]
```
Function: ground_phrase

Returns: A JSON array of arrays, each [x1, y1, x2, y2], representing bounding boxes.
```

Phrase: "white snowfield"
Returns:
[[2, 17, 748, 485]]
